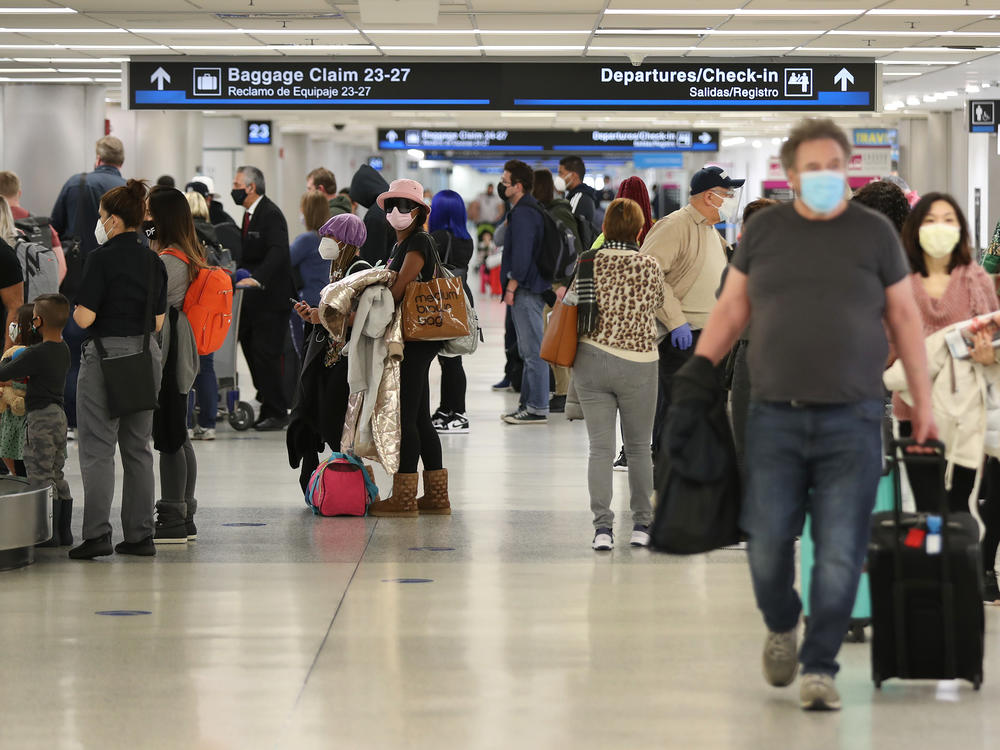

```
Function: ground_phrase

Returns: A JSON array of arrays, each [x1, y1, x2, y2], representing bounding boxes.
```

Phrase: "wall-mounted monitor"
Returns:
[[247, 120, 272, 145]]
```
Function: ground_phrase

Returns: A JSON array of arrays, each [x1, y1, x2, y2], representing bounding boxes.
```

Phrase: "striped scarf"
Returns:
[[576, 240, 639, 336]]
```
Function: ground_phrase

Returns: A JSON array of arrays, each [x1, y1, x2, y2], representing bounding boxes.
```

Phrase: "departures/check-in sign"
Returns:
[[128, 60, 877, 112], [378, 128, 720, 153]]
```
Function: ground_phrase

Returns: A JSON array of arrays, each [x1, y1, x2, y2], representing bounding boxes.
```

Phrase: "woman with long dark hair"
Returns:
[[368, 179, 449, 517], [428, 189, 474, 434], [148, 186, 207, 544], [69, 179, 168, 559]]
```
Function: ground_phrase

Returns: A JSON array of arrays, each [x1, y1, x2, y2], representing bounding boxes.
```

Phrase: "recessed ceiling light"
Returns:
[[867, 8, 1000, 15], [0, 27, 125, 33], [0, 7, 77, 13], [603, 8, 864, 15], [906, 96, 921, 105], [128, 28, 361, 35], [595, 29, 814, 35]]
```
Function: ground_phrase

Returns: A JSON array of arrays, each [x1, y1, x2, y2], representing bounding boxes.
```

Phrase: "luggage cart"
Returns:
[[216, 288, 255, 431]]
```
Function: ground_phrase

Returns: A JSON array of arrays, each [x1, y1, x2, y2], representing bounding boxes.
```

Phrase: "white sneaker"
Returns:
[[67, 428, 76, 441], [800, 673, 841, 711], [200, 428, 216, 441], [630, 525, 650, 547], [436, 413, 469, 434], [592, 528, 614, 551]]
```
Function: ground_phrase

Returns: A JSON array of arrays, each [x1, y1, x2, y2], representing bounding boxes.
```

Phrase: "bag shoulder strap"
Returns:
[[73, 173, 88, 242], [159, 247, 190, 265]]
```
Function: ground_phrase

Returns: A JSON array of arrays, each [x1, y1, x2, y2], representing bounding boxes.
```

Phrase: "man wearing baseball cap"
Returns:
[[640, 164, 744, 453], [185, 175, 236, 227]]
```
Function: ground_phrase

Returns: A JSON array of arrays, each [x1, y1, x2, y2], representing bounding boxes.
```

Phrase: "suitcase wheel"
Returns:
[[229, 401, 254, 431]]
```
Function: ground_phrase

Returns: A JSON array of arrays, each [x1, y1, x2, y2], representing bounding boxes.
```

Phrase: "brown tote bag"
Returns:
[[401, 235, 471, 342], [540, 300, 578, 368]]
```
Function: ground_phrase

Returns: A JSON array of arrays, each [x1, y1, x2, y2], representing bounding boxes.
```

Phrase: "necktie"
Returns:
[[242, 210, 251, 238]]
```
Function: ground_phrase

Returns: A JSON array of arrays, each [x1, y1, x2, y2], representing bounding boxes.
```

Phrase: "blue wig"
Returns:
[[428, 189, 472, 240]]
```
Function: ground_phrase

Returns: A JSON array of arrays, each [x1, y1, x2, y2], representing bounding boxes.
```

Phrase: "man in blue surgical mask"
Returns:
[[640, 164, 743, 456], [692, 118, 936, 711]]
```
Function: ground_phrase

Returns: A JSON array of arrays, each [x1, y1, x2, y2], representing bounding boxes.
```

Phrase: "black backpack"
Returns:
[[529, 205, 580, 283]]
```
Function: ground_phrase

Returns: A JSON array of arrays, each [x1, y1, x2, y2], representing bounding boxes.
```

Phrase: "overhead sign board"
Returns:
[[378, 128, 720, 152], [128, 60, 876, 112], [852, 128, 896, 147], [970, 100, 998, 132]]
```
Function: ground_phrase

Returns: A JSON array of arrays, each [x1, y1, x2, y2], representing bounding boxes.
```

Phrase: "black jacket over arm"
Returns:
[[242, 195, 293, 312]]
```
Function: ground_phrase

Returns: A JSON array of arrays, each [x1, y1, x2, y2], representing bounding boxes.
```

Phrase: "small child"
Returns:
[[0, 294, 73, 546], [0, 304, 41, 475]]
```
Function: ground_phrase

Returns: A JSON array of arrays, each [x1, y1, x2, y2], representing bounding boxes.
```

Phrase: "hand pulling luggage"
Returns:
[[868, 439, 984, 689]]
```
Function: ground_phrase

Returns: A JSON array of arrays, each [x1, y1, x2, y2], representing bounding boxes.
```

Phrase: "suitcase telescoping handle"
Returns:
[[887, 437, 959, 679]]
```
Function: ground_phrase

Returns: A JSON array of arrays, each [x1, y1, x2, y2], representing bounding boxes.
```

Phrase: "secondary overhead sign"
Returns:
[[128, 60, 877, 112], [379, 128, 720, 152], [970, 100, 998, 132]]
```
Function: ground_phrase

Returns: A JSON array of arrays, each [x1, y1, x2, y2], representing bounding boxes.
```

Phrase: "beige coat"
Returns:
[[884, 325, 1000, 470], [318, 268, 404, 474], [639, 203, 729, 331]]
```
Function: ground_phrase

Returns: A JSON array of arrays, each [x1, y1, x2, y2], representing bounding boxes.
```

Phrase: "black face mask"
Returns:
[[231, 188, 248, 206], [141, 220, 157, 241], [497, 181, 508, 201]]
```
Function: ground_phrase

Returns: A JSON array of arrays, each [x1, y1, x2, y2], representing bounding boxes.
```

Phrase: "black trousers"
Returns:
[[982, 458, 1000, 574], [437, 355, 467, 415], [238, 307, 290, 419], [652, 330, 701, 455], [400, 340, 443, 474]]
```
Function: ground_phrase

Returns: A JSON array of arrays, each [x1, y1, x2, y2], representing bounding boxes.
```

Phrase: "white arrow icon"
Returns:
[[833, 68, 855, 92], [150, 67, 170, 91], [698, 132, 712, 144], [386, 130, 398, 142]]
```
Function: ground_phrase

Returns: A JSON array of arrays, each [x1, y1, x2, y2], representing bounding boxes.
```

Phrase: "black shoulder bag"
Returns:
[[59, 173, 89, 302], [92, 253, 158, 418]]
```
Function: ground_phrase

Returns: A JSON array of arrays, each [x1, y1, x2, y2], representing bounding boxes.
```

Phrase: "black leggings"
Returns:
[[437, 355, 467, 415], [981, 458, 1000, 574], [399, 341, 443, 474], [898, 421, 975, 515]]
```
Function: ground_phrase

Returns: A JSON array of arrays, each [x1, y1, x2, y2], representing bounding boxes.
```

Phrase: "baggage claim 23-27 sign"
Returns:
[[128, 60, 877, 112]]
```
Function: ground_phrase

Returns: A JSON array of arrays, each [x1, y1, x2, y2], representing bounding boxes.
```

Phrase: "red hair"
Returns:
[[616, 176, 654, 244]]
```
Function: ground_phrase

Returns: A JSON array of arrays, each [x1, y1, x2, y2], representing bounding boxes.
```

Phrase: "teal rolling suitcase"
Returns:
[[801, 467, 896, 642]]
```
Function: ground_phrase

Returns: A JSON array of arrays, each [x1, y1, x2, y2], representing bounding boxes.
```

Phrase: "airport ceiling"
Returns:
[[2, 1, 1000, 138]]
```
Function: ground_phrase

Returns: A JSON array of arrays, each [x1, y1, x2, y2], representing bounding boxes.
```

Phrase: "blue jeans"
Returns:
[[510, 288, 548, 415], [743, 399, 882, 676], [188, 353, 217, 429]]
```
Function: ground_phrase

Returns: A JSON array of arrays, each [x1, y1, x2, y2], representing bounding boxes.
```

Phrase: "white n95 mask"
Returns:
[[318, 237, 342, 260]]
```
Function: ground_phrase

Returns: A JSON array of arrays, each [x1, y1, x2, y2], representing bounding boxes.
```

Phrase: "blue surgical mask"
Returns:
[[798, 171, 846, 215]]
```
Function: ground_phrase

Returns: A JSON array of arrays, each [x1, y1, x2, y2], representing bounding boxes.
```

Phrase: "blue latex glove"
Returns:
[[670, 323, 693, 351]]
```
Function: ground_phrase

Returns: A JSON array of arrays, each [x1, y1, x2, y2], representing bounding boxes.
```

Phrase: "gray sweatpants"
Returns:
[[159, 436, 197, 518], [573, 343, 657, 530], [78, 336, 162, 543], [25, 403, 71, 501]]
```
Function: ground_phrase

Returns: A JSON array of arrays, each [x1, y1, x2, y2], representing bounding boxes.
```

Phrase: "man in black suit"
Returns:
[[231, 165, 294, 431]]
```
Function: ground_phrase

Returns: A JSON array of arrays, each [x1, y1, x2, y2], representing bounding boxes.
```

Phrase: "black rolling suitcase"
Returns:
[[868, 439, 984, 689]]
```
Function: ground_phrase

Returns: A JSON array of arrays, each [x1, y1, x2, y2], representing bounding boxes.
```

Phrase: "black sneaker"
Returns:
[[985, 571, 1000, 603], [613, 447, 628, 472], [549, 395, 566, 413], [186, 518, 198, 542], [431, 409, 449, 430], [154, 503, 189, 545], [115, 536, 156, 557], [68, 533, 113, 560], [436, 412, 470, 434], [502, 409, 548, 425]]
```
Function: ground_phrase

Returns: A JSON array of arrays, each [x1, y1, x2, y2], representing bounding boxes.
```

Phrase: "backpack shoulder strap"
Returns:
[[159, 248, 190, 264]]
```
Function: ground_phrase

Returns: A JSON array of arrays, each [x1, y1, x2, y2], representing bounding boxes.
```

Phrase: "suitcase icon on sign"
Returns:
[[193, 68, 222, 97]]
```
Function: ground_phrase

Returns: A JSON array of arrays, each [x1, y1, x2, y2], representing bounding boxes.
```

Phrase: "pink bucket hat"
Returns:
[[376, 178, 428, 211], [319, 212, 366, 246]]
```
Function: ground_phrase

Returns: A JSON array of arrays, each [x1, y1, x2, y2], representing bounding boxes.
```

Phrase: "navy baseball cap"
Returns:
[[690, 166, 745, 195]]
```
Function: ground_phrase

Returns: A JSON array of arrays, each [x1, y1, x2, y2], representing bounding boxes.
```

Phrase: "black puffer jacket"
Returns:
[[350, 165, 394, 267]]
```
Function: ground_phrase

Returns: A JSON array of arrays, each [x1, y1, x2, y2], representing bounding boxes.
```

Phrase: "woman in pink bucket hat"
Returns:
[[368, 179, 452, 518], [288, 212, 373, 492]]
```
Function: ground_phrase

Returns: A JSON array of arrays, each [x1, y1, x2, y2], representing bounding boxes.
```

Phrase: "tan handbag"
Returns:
[[540, 300, 579, 368], [400, 235, 471, 342]]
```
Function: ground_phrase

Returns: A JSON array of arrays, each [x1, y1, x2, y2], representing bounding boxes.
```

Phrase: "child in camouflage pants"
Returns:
[[0, 294, 73, 546]]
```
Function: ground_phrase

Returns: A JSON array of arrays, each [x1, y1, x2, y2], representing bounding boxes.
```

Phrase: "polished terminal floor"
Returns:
[[2, 299, 999, 750]]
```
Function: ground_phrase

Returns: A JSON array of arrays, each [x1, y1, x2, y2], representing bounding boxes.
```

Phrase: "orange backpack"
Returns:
[[159, 249, 234, 355]]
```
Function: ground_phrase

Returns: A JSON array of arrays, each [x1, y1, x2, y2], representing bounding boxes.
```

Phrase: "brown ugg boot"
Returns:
[[369, 473, 418, 517], [417, 468, 451, 515]]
